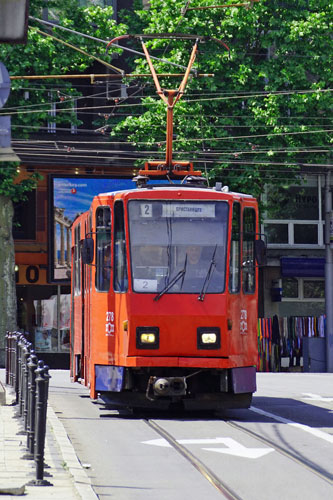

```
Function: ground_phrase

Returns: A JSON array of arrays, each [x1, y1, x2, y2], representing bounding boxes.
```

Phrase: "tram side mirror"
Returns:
[[254, 239, 267, 267], [81, 238, 94, 264]]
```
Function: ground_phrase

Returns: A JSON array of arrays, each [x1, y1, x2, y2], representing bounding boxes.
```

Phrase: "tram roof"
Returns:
[[94, 184, 256, 200]]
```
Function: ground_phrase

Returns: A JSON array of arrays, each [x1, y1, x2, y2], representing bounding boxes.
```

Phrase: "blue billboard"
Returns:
[[48, 175, 135, 283]]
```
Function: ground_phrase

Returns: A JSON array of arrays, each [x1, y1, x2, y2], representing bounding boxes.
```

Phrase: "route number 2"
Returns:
[[141, 203, 152, 217]]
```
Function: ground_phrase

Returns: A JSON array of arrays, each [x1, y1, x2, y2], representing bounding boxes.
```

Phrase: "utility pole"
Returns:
[[325, 170, 333, 372]]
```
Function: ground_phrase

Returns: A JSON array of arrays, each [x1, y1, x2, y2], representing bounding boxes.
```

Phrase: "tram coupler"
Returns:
[[146, 376, 187, 400]]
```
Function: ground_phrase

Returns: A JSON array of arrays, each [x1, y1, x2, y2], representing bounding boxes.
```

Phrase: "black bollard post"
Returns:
[[12, 332, 18, 390], [23, 352, 38, 459], [29, 361, 52, 486], [20, 341, 31, 433], [17, 335, 25, 417], [15, 333, 20, 405], [5, 331, 9, 385], [8, 331, 14, 387]]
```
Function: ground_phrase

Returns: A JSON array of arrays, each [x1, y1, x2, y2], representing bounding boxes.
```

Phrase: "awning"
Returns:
[[280, 257, 325, 278]]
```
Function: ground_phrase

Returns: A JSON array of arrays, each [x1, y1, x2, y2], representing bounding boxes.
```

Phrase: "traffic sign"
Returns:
[[0, 62, 11, 108]]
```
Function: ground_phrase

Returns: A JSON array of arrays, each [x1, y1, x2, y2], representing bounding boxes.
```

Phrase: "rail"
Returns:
[[5, 331, 52, 486]]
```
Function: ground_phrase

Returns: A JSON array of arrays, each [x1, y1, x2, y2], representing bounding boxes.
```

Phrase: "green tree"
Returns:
[[111, 0, 332, 197], [0, 0, 127, 365]]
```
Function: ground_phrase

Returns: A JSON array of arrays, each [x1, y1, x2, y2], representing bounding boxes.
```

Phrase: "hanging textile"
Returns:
[[257, 315, 326, 372]]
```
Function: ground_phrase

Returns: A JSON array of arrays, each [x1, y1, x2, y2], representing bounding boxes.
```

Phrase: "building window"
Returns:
[[282, 277, 324, 301], [263, 176, 324, 247]]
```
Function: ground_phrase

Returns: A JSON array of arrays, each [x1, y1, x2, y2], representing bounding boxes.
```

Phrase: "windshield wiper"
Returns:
[[154, 255, 187, 302], [198, 245, 217, 302]]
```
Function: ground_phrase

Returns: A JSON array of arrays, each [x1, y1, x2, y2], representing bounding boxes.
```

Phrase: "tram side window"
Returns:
[[242, 207, 256, 294], [74, 224, 81, 295], [114, 201, 128, 292], [229, 203, 241, 293], [95, 207, 111, 292]]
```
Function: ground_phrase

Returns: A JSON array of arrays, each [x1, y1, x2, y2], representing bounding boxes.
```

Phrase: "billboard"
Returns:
[[48, 175, 135, 283]]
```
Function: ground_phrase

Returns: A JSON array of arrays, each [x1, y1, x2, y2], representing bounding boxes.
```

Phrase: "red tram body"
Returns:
[[70, 180, 261, 410]]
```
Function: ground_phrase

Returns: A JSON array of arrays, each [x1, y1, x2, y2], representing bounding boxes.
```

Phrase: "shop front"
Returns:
[[16, 253, 70, 368]]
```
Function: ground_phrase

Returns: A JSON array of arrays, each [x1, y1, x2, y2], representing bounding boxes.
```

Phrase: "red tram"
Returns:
[[70, 172, 264, 409], [70, 34, 264, 410]]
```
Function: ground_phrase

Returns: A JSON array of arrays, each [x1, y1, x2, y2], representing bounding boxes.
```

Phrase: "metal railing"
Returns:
[[5, 331, 52, 486]]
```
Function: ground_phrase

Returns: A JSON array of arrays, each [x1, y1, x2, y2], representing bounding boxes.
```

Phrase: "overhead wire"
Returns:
[[10, 150, 333, 169], [33, 28, 123, 74], [29, 16, 196, 73], [3, 88, 331, 117]]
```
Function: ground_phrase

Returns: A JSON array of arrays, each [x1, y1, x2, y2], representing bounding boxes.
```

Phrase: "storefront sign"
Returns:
[[16, 264, 48, 285]]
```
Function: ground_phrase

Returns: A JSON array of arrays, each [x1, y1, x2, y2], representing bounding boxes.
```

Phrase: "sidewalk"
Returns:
[[0, 377, 98, 499]]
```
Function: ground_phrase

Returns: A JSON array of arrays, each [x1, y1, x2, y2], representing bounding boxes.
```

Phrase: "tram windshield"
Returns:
[[128, 200, 228, 294]]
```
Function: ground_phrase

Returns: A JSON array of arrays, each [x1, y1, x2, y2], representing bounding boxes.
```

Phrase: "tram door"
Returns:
[[240, 206, 257, 349], [228, 202, 257, 362], [72, 221, 85, 381]]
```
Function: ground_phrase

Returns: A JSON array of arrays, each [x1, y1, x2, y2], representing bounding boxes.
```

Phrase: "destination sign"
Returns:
[[140, 203, 215, 218]]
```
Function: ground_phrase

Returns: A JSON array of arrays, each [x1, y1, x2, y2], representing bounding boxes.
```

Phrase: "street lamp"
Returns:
[[0, 0, 29, 44]]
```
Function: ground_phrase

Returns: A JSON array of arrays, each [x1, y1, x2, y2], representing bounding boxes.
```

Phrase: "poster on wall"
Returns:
[[48, 175, 135, 283]]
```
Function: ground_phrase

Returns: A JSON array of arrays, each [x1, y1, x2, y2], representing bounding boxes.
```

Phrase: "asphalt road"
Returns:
[[48, 372, 333, 500]]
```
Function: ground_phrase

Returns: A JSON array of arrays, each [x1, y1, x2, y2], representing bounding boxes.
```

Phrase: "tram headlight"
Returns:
[[197, 327, 221, 349], [202, 333, 217, 344], [136, 327, 159, 349], [141, 333, 156, 344]]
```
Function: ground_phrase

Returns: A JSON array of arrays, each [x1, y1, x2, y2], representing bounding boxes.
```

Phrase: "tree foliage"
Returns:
[[112, 0, 332, 197], [1, 0, 127, 139], [0, 0, 127, 198]]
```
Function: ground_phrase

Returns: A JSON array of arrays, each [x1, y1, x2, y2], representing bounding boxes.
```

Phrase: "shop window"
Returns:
[[303, 280, 325, 299], [282, 278, 298, 298], [95, 206, 111, 292], [264, 223, 288, 244], [229, 202, 240, 293], [294, 224, 318, 244], [17, 285, 70, 353], [282, 278, 324, 301], [242, 207, 256, 294]]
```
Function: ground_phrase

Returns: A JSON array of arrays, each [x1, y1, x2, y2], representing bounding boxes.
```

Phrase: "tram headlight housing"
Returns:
[[197, 327, 221, 349], [136, 327, 159, 349]]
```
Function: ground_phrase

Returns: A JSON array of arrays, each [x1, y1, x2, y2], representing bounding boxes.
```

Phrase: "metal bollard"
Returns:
[[11, 332, 18, 389], [15, 334, 20, 405], [24, 352, 38, 459], [17, 334, 27, 417], [30, 361, 52, 486], [21, 342, 31, 431], [5, 331, 9, 385]]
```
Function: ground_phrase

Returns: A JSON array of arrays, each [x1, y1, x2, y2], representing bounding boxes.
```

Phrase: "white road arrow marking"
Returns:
[[203, 437, 274, 459], [142, 437, 274, 459], [302, 393, 333, 402]]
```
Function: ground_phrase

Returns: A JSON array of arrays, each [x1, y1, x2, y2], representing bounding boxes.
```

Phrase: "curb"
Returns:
[[47, 406, 98, 500], [0, 380, 5, 406]]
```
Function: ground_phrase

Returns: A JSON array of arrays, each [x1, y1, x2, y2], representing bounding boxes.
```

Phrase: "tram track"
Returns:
[[145, 418, 243, 500], [142, 410, 332, 499], [222, 417, 333, 485]]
